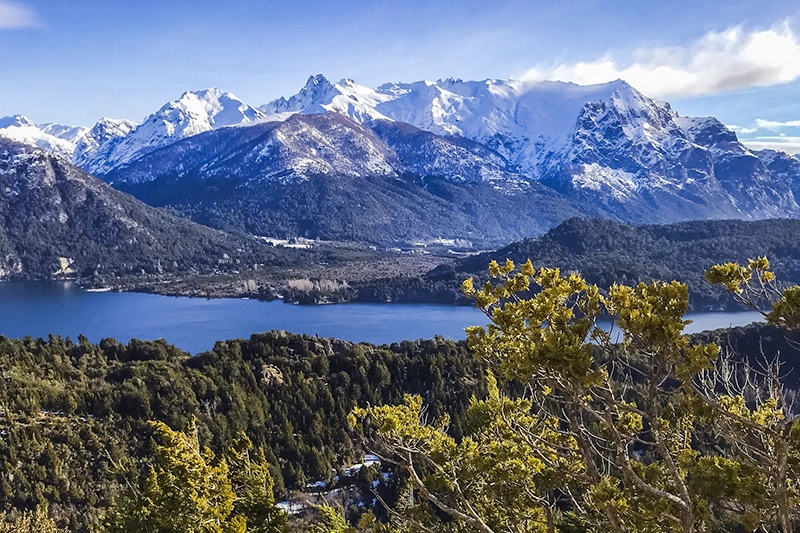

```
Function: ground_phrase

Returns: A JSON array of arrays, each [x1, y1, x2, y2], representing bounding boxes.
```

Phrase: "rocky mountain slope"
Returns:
[[0, 139, 292, 279], [103, 114, 582, 244], [262, 76, 800, 223]]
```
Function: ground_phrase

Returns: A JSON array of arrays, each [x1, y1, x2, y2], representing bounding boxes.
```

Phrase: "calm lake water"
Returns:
[[0, 281, 765, 355]]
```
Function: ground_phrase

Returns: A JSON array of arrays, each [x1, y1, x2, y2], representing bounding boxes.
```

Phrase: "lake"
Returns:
[[0, 281, 765, 354]]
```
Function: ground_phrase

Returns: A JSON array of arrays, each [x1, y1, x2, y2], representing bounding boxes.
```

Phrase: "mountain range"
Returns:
[[3, 75, 799, 245]]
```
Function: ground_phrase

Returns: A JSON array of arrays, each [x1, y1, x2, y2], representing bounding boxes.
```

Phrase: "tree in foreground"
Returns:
[[105, 417, 286, 533], [352, 258, 800, 533]]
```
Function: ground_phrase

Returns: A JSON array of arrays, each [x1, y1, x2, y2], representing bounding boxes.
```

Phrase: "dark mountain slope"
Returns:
[[0, 139, 294, 279]]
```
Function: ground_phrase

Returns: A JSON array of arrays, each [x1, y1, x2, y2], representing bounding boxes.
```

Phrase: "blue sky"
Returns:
[[2, 0, 800, 152]]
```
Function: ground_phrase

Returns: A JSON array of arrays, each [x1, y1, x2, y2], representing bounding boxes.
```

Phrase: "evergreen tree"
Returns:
[[105, 418, 240, 533], [0, 508, 67, 533], [227, 434, 287, 533]]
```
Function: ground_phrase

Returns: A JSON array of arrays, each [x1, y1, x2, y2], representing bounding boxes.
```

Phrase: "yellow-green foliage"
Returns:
[[355, 258, 800, 533], [307, 506, 354, 533], [0, 508, 67, 533], [104, 418, 285, 533], [706, 256, 800, 329], [352, 378, 565, 532], [227, 435, 287, 533], [105, 418, 236, 533]]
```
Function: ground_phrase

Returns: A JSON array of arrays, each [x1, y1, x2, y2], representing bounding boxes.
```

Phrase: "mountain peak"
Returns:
[[161, 87, 264, 126], [76, 88, 266, 174], [0, 115, 34, 128], [0, 115, 77, 159], [260, 74, 341, 118], [305, 74, 332, 88]]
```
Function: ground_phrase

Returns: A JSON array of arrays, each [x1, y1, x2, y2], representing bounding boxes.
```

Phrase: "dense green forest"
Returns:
[[0, 332, 485, 531], [347, 218, 800, 310]]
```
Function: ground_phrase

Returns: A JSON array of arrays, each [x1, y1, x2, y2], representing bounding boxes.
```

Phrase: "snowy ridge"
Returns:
[[6, 75, 800, 227], [260, 76, 640, 175], [0, 115, 79, 159], [73, 118, 139, 174], [105, 113, 527, 188], [260, 75, 393, 123], [37, 123, 90, 144], [230, 114, 399, 183], [80, 88, 268, 174]]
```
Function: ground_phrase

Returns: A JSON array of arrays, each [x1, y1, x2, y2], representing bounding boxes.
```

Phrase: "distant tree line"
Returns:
[[349, 218, 800, 310]]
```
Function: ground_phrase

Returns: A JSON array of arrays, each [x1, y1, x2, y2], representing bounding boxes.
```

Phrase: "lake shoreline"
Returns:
[[0, 280, 764, 355], [81, 275, 753, 313]]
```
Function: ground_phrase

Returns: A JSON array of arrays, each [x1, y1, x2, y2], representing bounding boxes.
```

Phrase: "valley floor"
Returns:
[[87, 249, 455, 303]]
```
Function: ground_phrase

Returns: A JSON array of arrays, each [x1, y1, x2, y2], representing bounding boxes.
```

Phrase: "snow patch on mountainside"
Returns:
[[37, 123, 90, 144], [73, 118, 139, 174], [230, 114, 399, 183], [571, 163, 637, 199]]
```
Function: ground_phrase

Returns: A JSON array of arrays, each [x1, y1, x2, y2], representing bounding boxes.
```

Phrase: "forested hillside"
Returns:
[[352, 218, 800, 310], [2, 322, 800, 531], [0, 139, 301, 280], [0, 332, 485, 532]]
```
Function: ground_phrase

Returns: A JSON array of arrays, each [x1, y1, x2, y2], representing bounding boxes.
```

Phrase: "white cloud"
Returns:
[[518, 22, 800, 99], [754, 118, 800, 130], [728, 125, 759, 134], [0, 1, 38, 29], [741, 136, 800, 154]]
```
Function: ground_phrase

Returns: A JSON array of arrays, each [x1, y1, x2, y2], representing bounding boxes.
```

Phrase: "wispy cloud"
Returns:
[[741, 136, 800, 154], [728, 125, 759, 135], [518, 22, 800, 99], [0, 1, 38, 29], [754, 118, 800, 130], [730, 119, 800, 154]]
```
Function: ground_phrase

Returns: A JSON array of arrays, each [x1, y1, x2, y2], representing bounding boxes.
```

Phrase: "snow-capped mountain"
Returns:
[[5, 74, 800, 245], [37, 122, 91, 144], [73, 117, 139, 174], [259, 75, 641, 175], [0, 114, 135, 171], [260, 75, 800, 222], [102, 113, 580, 244], [261, 75, 393, 123], [79, 88, 268, 174], [105, 113, 398, 185], [538, 89, 799, 221], [0, 115, 83, 159], [104, 112, 528, 187]]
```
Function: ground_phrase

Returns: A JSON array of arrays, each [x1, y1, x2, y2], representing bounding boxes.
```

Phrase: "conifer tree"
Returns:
[[105, 419, 286, 533], [228, 434, 287, 533], [0, 508, 67, 533]]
